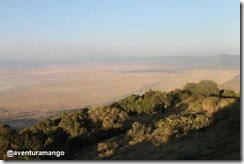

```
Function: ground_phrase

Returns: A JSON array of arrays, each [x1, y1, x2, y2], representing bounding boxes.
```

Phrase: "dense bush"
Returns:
[[167, 89, 191, 106], [0, 124, 18, 160], [116, 89, 166, 114], [126, 121, 151, 145], [58, 110, 90, 137], [126, 113, 210, 146], [115, 94, 141, 113], [184, 80, 219, 97], [152, 114, 210, 145], [88, 106, 128, 130], [219, 89, 238, 98]]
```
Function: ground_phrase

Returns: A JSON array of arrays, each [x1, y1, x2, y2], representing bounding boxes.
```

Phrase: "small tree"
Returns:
[[183, 80, 219, 97], [198, 80, 219, 97]]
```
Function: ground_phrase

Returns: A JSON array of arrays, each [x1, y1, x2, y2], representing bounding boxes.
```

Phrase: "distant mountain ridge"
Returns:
[[153, 54, 240, 69], [0, 54, 240, 70]]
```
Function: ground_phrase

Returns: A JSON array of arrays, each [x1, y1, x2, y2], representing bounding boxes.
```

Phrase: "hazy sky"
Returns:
[[0, 0, 240, 60]]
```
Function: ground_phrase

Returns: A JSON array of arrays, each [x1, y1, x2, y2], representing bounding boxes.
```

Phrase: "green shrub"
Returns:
[[184, 80, 219, 97], [220, 89, 237, 98], [117, 89, 166, 114], [88, 106, 128, 130], [167, 89, 191, 106], [127, 122, 151, 145], [152, 114, 210, 145], [0, 124, 18, 159], [58, 109, 89, 137]]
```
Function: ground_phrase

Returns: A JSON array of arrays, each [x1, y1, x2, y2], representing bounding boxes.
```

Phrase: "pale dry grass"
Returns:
[[0, 63, 240, 129]]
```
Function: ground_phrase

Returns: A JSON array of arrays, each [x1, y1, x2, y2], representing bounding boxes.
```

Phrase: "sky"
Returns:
[[0, 0, 240, 60]]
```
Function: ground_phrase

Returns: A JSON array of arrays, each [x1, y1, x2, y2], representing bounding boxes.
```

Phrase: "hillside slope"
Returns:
[[219, 75, 240, 92]]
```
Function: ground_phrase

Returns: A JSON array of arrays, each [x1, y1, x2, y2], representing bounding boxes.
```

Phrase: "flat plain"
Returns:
[[0, 62, 240, 129]]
